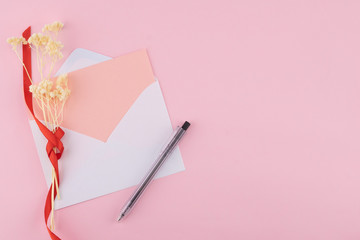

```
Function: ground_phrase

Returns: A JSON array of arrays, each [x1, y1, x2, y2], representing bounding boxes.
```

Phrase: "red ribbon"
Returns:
[[22, 26, 64, 240]]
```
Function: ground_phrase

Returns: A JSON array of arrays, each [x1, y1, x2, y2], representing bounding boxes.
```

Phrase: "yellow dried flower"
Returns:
[[56, 74, 68, 86], [45, 38, 64, 59], [55, 74, 70, 101], [29, 84, 37, 93], [7, 37, 27, 50], [42, 21, 64, 33], [28, 33, 51, 47], [44, 79, 53, 91], [60, 89, 71, 101], [28, 76, 70, 102], [28, 33, 41, 47], [39, 88, 46, 95], [40, 35, 50, 46], [49, 90, 57, 99], [55, 84, 70, 101]]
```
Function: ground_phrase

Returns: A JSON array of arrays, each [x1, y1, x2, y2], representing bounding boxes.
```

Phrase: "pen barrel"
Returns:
[[121, 127, 186, 216]]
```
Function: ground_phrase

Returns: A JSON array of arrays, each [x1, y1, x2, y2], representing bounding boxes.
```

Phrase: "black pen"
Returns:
[[117, 121, 190, 221]]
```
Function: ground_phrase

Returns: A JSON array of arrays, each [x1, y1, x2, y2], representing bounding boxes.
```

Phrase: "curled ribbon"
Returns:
[[22, 26, 63, 240]]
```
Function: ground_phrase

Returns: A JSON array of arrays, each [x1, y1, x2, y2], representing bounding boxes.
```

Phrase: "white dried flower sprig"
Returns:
[[6, 37, 32, 82], [7, 21, 68, 128], [43, 21, 64, 33], [30, 74, 70, 102], [7, 21, 68, 231], [7, 37, 27, 50]]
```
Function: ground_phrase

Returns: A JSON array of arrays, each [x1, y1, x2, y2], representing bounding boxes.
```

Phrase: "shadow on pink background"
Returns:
[[1, 0, 360, 239]]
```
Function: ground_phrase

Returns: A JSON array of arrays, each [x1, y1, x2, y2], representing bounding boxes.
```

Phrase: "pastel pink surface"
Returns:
[[33, 49, 155, 142], [1, 1, 360, 240]]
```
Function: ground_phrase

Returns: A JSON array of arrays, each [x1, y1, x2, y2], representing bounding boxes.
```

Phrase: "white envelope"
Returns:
[[29, 48, 185, 209]]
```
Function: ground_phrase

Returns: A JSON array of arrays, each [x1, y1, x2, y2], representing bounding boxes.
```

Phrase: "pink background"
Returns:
[[1, 0, 360, 239]]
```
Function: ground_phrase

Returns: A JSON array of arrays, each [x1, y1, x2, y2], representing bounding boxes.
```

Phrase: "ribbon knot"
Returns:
[[46, 128, 65, 160], [46, 128, 65, 187]]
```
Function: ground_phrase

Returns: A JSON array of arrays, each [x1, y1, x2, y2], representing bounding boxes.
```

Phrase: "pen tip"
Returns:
[[117, 214, 125, 222]]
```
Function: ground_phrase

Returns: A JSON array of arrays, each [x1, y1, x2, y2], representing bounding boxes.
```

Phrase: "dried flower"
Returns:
[[40, 35, 50, 46], [56, 74, 67, 86], [29, 73, 70, 103], [42, 21, 64, 33], [7, 37, 27, 50], [56, 74, 70, 101], [29, 84, 37, 93], [28, 33, 42, 47], [45, 38, 64, 59], [49, 90, 57, 99], [12, 21, 69, 126]]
